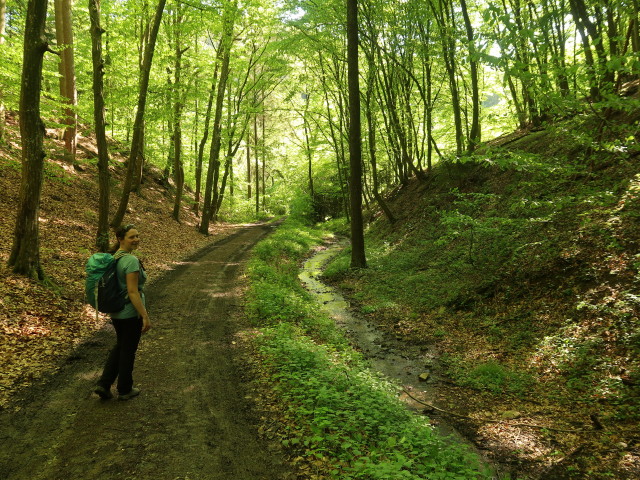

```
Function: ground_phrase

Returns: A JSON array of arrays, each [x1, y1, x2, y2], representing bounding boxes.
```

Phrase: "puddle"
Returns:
[[299, 242, 498, 475]]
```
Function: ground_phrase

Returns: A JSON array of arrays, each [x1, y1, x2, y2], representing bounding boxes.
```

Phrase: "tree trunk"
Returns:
[[111, 0, 166, 228], [54, 0, 76, 160], [0, 0, 6, 143], [318, 52, 349, 221], [347, 0, 366, 269], [246, 128, 251, 199], [460, 0, 480, 152], [131, 5, 151, 193], [200, 0, 235, 234], [254, 112, 259, 214], [89, 0, 111, 252], [171, 10, 186, 222], [8, 0, 48, 280], [303, 94, 314, 199], [194, 62, 218, 216], [261, 114, 266, 210], [365, 66, 395, 224], [568, 0, 599, 98]]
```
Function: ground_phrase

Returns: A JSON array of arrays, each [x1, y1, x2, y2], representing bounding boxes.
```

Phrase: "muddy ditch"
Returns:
[[299, 242, 503, 478]]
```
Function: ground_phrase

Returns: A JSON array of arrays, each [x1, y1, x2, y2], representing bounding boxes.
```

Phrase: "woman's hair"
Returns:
[[108, 224, 136, 253]]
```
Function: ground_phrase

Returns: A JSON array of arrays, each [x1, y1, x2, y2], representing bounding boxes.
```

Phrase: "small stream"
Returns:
[[299, 242, 497, 475]]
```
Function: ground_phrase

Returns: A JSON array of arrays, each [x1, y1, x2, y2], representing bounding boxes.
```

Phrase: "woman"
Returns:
[[94, 224, 152, 401]]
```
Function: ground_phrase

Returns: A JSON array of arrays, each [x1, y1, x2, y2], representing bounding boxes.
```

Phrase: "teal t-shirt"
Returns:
[[111, 251, 147, 319]]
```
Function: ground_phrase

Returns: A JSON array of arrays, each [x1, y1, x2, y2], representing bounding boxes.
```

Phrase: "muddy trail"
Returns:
[[0, 223, 292, 480]]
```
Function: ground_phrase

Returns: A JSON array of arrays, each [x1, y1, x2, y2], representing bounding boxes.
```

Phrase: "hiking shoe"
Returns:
[[118, 387, 140, 401], [94, 385, 114, 400]]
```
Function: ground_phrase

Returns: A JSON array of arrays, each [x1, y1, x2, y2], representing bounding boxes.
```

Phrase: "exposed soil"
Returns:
[[0, 223, 294, 480]]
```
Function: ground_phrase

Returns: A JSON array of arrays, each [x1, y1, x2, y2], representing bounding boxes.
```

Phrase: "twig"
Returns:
[[402, 388, 583, 433]]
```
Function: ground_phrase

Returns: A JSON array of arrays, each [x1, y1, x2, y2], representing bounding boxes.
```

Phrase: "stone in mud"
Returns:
[[500, 410, 522, 420], [418, 372, 430, 382]]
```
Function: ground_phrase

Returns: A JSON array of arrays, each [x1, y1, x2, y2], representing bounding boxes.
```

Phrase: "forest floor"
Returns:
[[0, 119, 294, 479], [0, 222, 297, 480]]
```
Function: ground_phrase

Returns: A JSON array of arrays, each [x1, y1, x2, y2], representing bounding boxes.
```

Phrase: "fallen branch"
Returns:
[[402, 388, 584, 433]]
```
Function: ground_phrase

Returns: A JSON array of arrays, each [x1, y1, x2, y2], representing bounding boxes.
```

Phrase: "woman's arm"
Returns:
[[126, 271, 152, 333]]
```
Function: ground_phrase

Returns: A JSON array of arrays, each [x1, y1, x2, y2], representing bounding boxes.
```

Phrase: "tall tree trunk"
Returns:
[[171, 10, 186, 222], [261, 113, 266, 210], [347, 0, 366, 269], [365, 66, 395, 224], [194, 62, 218, 216], [302, 94, 314, 199], [89, 0, 110, 252], [460, 0, 480, 152], [254, 112, 259, 214], [0, 0, 7, 143], [8, 0, 48, 280], [318, 52, 349, 221], [131, 4, 150, 193], [200, 0, 235, 234], [246, 128, 251, 199], [111, 0, 166, 228], [54, 0, 76, 160], [568, 0, 599, 98]]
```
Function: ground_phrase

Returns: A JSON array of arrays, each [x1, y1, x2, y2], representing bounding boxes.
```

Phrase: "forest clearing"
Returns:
[[2, 0, 640, 478]]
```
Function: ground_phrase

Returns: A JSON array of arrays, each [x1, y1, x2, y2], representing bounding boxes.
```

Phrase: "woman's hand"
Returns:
[[141, 314, 152, 333]]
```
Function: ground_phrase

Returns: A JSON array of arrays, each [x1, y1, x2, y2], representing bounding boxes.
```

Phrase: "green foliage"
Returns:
[[246, 218, 488, 478], [322, 250, 350, 279], [246, 218, 341, 341], [288, 190, 315, 225], [43, 162, 72, 185], [257, 326, 488, 479], [446, 357, 534, 395]]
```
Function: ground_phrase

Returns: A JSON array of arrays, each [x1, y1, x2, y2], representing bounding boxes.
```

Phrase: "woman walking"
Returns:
[[94, 224, 151, 401]]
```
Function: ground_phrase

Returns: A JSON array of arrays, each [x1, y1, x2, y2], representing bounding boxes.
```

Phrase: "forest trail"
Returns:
[[0, 222, 292, 480]]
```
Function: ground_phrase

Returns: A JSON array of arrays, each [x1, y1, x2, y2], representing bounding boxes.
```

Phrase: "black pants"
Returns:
[[98, 316, 143, 394]]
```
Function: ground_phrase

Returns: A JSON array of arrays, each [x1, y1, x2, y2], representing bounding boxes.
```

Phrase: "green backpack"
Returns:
[[85, 253, 127, 314]]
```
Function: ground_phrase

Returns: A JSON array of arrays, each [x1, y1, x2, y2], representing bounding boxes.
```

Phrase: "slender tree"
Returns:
[[200, 0, 236, 234], [54, 0, 77, 160], [347, 0, 366, 268], [170, 5, 187, 222], [194, 59, 219, 216], [111, 0, 167, 228], [460, 0, 480, 152], [8, 0, 49, 280], [89, 0, 111, 252], [0, 0, 6, 143]]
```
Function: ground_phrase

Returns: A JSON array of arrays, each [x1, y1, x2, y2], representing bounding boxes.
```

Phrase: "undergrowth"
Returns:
[[319, 128, 640, 477], [245, 217, 490, 479]]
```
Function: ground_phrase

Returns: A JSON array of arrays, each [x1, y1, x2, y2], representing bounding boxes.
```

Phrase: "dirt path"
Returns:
[[0, 223, 292, 480]]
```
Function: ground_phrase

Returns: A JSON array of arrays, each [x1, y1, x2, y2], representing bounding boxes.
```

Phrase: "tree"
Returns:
[[54, 0, 77, 160], [347, 0, 366, 268], [8, 0, 49, 280], [111, 0, 167, 228], [0, 0, 6, 143], [200, 0, 236, 234], [169, 4, 188, 222], [194, 56, 218, 216], [460, 0, 480, 152], [89, 0, 111, 252]]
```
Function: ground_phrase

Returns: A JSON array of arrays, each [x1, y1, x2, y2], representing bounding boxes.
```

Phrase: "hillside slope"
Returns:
[[326, 104, 640, 478], [0, 116, 240, 409]]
